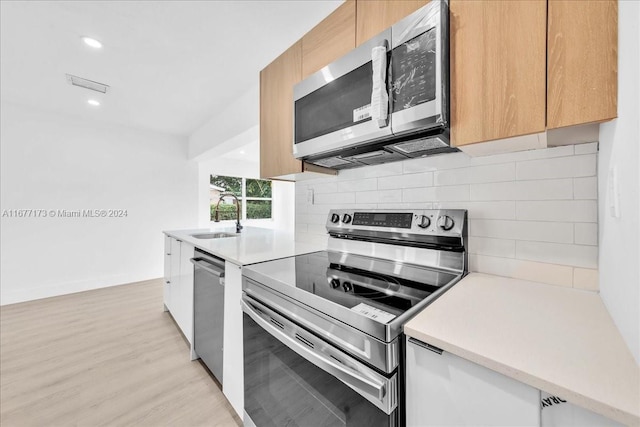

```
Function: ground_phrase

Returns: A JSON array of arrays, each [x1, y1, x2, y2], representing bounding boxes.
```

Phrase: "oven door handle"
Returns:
[[241, 298, 387, 404]]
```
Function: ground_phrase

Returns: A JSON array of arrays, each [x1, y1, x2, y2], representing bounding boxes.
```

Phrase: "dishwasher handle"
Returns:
[[191, 257, 225, 286]]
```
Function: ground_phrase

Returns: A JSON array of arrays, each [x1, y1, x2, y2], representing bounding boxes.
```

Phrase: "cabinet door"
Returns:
[[173, 242, 194, 344], [222, 263, 244, 419], [356, 0, 428, 46], [301, 0, 355, 79], [406, 337, 540, 426], [163, 235, 172, 310], [547, 0, 617, 129], [259, 41, 303, 179], [169, 237, 181, 306], [450, 0, 547, 147]]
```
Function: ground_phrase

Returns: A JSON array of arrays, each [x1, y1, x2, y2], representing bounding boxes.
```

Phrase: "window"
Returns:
[[210, 175, 272, 221]]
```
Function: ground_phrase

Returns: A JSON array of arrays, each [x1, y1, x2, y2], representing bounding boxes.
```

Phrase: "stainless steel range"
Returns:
[[242, 209, 467, 427]]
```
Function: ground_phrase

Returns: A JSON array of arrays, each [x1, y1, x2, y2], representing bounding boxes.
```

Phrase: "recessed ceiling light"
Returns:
[[87, 99, 100, 107], [82, 37, 103, 49], [239, 150, 246, 155]]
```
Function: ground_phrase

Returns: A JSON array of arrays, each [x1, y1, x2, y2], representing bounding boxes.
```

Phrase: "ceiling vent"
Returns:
[[65, 74, 109, 93]]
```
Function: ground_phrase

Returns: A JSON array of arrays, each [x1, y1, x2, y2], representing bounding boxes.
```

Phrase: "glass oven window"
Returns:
[[244, 314, 396, 427]]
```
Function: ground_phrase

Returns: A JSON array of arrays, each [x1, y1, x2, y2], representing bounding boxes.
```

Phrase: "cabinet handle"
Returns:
[[408, 337, 443, 355]]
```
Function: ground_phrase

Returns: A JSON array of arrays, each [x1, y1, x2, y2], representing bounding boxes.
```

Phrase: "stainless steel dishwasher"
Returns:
[[191, 248, 225, 383]]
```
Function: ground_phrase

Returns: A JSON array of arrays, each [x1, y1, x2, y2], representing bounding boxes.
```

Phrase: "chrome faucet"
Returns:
[[213, 192, 243, 233]]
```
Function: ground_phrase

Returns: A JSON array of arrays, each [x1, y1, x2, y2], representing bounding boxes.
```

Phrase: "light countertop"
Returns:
[[163, 227, 326, 266], [404, 273, 640, 426]]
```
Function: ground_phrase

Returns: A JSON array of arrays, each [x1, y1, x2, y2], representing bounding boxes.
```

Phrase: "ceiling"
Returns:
[[0, 1, 342, 137]]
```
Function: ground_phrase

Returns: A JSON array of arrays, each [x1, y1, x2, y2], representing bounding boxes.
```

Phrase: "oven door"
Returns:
[[293, 29, 393, 161], [242, 295, 398, 427]]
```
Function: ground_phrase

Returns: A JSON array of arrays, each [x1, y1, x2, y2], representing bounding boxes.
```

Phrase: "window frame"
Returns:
[[210, 175, 273, 223]]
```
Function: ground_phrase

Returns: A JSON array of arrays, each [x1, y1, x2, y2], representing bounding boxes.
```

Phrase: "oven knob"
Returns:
[[417, 215, 431, 229], [342, 214, 352, 224], [342, 281, 352, 292], [437, 215, 455, 231], [330, 213, 340, 223], [330, 278, 340, 288]]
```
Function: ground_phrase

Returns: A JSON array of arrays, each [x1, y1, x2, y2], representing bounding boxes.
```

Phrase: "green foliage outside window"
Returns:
[[210, 175, 241, 196], [210, 175, 272, 221], [246, 179, 272, 198], [247, 200, 271, 219], [210, 204, 241, 221]]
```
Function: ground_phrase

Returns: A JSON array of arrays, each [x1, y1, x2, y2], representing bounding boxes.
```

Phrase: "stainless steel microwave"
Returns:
[[293, 0, 453, 169]]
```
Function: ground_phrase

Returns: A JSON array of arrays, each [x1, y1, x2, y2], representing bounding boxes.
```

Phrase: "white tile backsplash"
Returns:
[[574, 177, 598, 199], [468, 237, 517, 258], [295, 143, 600, 290], [377, 171, 434, 190], [337, 178, 377, 192], [574, 223, 598, 246], [515, 241, 598, 269], [470, 178, 574, 201], [434, 163, 515, 186], [403, 185, 470, 202], [314, 192, 355, 204], [515, 200, 598, 222], [433, 201, 516, 220], [516, 154, 597, 180], [574, 142, 598, 155], [356, 189, 402, 204], [470, 219, 574, 243]]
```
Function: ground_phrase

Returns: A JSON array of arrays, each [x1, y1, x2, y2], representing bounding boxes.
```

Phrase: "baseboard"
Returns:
[[0, 273, 160, 306]]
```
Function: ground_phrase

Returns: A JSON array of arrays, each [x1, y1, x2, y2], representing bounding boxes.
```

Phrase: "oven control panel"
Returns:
[[351, 212, 413, 228], [326, 209, 467, 238]]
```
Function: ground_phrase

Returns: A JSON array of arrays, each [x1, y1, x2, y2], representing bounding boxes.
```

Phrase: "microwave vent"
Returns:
[[390, 137, 448, 154], [312, 157, 353, 168], [65, 74, 109, 93], [345, 149, 406, 165]]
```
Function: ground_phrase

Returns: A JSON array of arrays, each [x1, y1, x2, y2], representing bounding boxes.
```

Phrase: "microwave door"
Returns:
[[293, 29, 393, 160], [390, 1, 448, 136]]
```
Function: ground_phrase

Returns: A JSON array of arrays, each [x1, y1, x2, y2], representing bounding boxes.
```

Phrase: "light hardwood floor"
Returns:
[[0, 279, 242, 427]]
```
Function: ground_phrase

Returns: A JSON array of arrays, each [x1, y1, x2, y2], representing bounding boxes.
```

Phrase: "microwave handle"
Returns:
[[370, 40, 389, 128]]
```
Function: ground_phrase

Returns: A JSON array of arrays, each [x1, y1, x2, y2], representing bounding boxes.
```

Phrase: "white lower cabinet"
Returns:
[[222, 262, 243, 419], [540, 392, 624, 427], [163, 235, 172, 311], [163, 236, 195, 345], [406, 336, 540, 427]]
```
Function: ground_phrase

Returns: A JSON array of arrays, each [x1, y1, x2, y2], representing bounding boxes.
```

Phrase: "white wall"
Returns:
[[0, 102, 198, 305], [598, 1, 640, 364], [188, 84, 259, 161], [296, 143, 600, 290]]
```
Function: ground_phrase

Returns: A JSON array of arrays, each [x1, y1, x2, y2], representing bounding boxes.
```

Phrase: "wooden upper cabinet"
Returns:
[[547, 0, 617, 129], [355, 0, 428, 46], [301, 0, 356, 79], [450, 0, 547, 147], [260, 41, 303, 179]]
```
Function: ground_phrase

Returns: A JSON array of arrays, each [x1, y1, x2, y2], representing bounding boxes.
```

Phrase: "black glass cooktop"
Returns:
[[287, 251, 456, 318]]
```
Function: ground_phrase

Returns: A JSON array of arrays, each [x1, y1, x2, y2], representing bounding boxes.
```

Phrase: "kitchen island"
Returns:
[[163, 226, 326, 266], [162, 226, 326, 419]]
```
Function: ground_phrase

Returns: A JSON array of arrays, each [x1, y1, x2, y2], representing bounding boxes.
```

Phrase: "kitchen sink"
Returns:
[[190, 232, 239, 239]]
